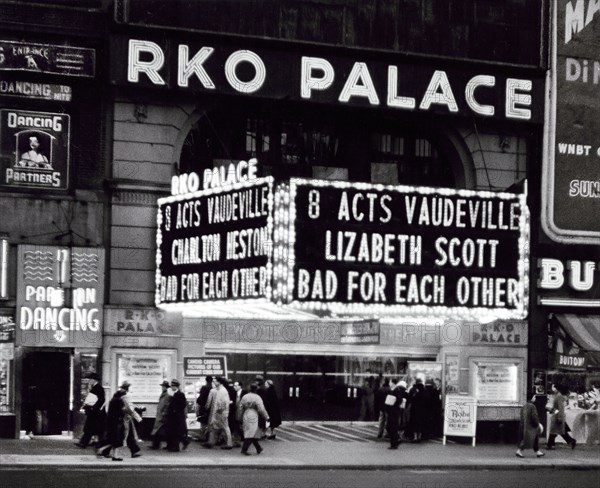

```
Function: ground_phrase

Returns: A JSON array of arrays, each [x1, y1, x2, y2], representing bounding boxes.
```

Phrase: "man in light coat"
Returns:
[[120, 381, 143, 458], [150, 380, 171, 450], [202, 377, 233, 449]]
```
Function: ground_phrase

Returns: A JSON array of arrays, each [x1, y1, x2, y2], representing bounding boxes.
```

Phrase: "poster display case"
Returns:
[[114, 349, 176, 403]]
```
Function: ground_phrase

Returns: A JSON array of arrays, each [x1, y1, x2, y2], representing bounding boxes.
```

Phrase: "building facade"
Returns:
[[1, 0, 576, 442]]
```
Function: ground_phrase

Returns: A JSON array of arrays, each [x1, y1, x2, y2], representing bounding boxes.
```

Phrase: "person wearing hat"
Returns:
[[386, 378, 407, 449], [263, 379, 282, 440], [103, 381, 142, 461], [196, 375, 214, 443], [75, 373, 106, 448], [203, 377, 233, 449], [166, 379, 190, 452], [150, 380, 172, 450]]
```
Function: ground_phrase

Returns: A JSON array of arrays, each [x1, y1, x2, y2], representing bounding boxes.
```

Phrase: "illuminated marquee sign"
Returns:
[[16, 245, 105, 348], [274, 179, 529, 321], [0, 109, 70, 190], [156, 177, 273, 309], [542, 0, 600, 243], [537, 257, 600, 308], [113, 37, 543, 123]]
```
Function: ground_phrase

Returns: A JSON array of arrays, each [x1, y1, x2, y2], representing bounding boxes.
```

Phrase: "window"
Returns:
[[369, 133, 453, 187], [178, 106, 459, 187]]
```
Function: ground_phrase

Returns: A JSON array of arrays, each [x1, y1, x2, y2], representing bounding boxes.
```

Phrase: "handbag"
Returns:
[[384, 394, 397, 406]]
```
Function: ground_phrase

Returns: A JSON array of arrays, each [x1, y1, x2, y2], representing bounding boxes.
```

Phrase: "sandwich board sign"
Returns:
[[443, 395, 478, 447]]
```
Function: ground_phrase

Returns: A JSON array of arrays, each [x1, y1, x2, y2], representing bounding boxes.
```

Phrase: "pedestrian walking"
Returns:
[[516, 391, 545, 458], [166, 379, 190, 452], [254, 375, 268, 438], [203, 377, 233, 450], [150, 380, 171, 450], [196, 375, 213, 442], [102, 381, 142, 461], [546, 383, 577, 450], [226, 379, 237, 444], [238, 382, 270, 455], [263, 379, 281, 439], [232, 381, 247, 447], [376, 379, 391, 438], [75, 373, 106, 448]]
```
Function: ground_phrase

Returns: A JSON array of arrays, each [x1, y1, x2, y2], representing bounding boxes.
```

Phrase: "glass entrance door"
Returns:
[[216, 352, 411, 421]]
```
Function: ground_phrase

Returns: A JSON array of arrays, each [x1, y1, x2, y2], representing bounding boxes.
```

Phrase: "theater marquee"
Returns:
[[273, 179, 529, 321], [156, 177, 274, 311]]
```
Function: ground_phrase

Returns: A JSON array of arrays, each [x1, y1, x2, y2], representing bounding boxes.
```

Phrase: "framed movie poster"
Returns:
[[0, 109, 70, 190], [115, 349, 176, 403], [471, 359, 522, 404]]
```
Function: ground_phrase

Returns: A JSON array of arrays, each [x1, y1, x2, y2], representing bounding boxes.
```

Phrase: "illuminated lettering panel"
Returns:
[[15, 245, 105, 347], [274, 179, 529, 321], [115, 36, 543, 123], [156, 177, 274, 308]]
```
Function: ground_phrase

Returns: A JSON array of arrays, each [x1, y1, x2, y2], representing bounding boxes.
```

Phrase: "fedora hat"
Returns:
[[160, 380, 170, 388], [119, 380, 131, 390], [170, 379, 180, 387]]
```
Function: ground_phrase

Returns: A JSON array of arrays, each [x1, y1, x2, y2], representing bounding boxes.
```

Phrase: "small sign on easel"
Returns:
[[443, 395, 478, 447]]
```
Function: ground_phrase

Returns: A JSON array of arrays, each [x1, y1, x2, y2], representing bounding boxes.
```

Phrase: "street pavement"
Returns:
[[1, 422, 598, 471]]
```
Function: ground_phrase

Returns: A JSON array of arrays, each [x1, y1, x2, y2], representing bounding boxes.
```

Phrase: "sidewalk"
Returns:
[[1, 432, 598, 470]]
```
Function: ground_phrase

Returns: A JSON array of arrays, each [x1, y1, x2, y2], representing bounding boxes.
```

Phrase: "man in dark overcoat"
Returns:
[[516, 391, 545, 458], [75, 373, 106, 448], [166, 379, 190, 452]]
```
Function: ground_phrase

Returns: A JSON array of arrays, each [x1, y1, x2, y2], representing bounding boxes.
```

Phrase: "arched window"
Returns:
[[178, 103, 463, 188]]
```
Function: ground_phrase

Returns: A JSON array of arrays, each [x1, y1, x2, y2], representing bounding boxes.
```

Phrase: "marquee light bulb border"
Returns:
[[156, 176, 530, 322], [155, 177, 275, 308], [272, 177, 530, 322]]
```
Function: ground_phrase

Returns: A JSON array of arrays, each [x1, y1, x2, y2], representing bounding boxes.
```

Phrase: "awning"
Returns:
[[555, 314, 600, 369]]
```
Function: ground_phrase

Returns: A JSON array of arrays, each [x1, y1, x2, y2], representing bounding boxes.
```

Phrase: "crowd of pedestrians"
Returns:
[[373, 377, 443, 449], [70, 373, 585, 460], [73, 374, 282, 459]]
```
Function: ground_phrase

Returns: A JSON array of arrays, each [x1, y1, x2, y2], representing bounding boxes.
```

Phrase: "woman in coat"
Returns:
[[516, 392, 545, 458], [547, 383, 577, 449], [237, 382, 270, 455], [105, 389, 127, 460], [263, 379, 281, 439], [104, 382, 142, 461]]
